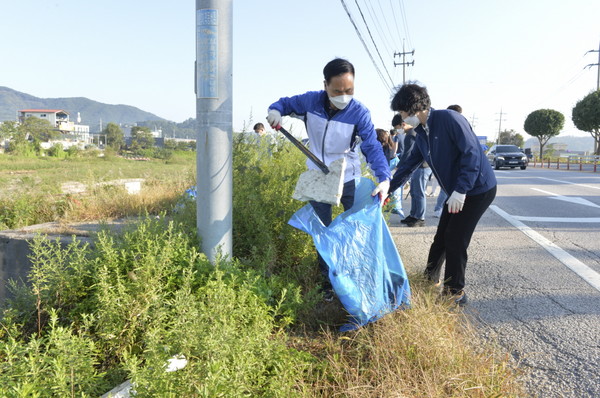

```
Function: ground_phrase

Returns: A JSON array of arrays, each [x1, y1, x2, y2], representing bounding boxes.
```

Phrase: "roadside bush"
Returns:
[[0, 194, 70, 230], [232, 136, 316, 271], [66, 145, 83, 158], [6, 140, 36, 157], [46, 143, 65, 158], [1, 217, 316, 396]]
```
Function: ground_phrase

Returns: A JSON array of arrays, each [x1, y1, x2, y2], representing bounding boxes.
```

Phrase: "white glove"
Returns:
[[371, 179, 390, 204], [447, 191, 466, 213], [266, 109, 282, 129]]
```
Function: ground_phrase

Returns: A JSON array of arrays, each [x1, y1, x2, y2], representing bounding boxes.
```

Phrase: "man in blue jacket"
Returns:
[[387, 83, 497, 306], [266, 58, 391, 301]]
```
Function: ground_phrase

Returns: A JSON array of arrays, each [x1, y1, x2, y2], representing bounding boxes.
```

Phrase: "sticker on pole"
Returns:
[[196, 9, 218, 99]]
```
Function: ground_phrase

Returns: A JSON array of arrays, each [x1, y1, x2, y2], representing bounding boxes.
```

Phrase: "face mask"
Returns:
[[403, 115, 420, 127], [329, 95, 353, 110]]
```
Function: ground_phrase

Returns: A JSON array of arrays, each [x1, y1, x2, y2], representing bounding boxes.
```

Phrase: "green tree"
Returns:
[[176, 141, 194, 151], [4, 123, 33, 155], [19, 116, 58, 143], [164, 138, 177, 150], [103, 122, 124, 151], [498, 129, 525, 147], [130, 126, 155, 150], [0, 121, 19, 140], [572, 90, 600, 155], [523, 109, 564, 159]]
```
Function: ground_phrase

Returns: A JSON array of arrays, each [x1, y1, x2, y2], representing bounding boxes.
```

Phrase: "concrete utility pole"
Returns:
[[195, 0, 233, 262], [495, 108, 506, 145], [393, 41, 415, 84], [584, 40, 600, 91], [470, 114, 478, 129]]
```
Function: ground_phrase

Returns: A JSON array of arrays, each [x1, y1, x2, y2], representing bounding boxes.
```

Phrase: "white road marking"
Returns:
[[512, 216, 600, 223], [490, 205, 600, 292], [531, 188, 600, 209], [536, 176, 600, 190]]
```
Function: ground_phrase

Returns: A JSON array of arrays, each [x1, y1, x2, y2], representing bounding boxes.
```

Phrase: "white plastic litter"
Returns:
[[292, 157, 346, 206]]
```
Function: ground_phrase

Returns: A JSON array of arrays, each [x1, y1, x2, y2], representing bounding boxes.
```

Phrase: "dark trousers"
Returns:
[[424, 186, 497, 294], [310, 179, 356, 289]]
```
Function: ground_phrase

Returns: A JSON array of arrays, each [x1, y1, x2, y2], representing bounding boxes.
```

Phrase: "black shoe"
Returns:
[[400, 216, 417, 224], [405, 218, 425, 227]]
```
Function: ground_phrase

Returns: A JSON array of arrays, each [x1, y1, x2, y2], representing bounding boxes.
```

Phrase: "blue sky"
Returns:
[[1, 1, 599, 141]]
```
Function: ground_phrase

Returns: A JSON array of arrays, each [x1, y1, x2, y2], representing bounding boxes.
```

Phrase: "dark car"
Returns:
[[486, 144, 528, 170]]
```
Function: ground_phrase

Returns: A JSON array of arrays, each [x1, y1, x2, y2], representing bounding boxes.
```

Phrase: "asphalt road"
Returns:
[[388, 167, 600, 398]]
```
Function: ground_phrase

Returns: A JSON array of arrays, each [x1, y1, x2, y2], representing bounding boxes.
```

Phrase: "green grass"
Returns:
[[0, 151, 195, 229], [0, 151, 195, 199]]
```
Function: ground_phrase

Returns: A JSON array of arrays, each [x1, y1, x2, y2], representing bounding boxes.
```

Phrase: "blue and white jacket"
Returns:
[[269, 91, 391, 183], [389, 108, 496, 196]]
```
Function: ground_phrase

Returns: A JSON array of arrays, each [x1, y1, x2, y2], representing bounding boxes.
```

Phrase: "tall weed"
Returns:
[[1, 217, 316, 396], [231, 136, 321, 293]]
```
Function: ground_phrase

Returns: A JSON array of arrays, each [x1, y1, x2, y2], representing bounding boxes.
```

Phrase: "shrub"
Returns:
[[1, 217, 317, 396], [46, 143, 65, 158], [0, 194, 70, 230], [66, 145, 83, 158]]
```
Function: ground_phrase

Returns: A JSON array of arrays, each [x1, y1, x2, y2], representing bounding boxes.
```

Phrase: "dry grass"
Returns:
[[59, 178, 192, 222], [295, 274, 526, 398], [0, 154, 196, 226]]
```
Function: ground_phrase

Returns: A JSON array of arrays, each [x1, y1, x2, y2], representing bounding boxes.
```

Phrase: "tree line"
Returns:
[[0, 118, 195, 157]]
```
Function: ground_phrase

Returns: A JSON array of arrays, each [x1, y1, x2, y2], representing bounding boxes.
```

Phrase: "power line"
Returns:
[[373, 0, 401, 54], [397, 0, 412, 50], [362, 1, 387, 50], [352, 0, 395, 88], [340, 0, 392, 92], [389, 0, 405, 48]]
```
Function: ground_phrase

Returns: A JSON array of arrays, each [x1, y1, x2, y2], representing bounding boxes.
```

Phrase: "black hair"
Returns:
[[447, 104, 462, 113], [253, 122, 264, 130], [323, 58, 355, 83], [390, 83, 431, 114], [391, 114, 403, 127]]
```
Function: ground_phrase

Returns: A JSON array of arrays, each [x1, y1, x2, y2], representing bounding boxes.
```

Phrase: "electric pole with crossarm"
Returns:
[[585, 40, 600, 91], [394, 41, 415, 84]]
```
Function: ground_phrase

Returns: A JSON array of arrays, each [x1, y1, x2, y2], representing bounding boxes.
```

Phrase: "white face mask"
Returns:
[[329, 95, 353, 110], [403, 115, 420, 127]]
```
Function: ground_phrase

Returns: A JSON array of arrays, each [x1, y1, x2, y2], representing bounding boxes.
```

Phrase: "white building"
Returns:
[[18, 109, 91, 144]]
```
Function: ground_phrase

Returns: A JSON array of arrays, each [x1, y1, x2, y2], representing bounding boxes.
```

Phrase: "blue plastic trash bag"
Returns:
[[175, 186, 197, 212], [288, 177, 411, 331], [184, 186, 197, 199]]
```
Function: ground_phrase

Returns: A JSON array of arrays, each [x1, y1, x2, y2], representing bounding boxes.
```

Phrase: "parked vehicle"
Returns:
[[486, 145, 528, 170]]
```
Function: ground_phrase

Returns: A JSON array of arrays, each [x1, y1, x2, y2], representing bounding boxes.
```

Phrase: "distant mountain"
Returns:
[[0, 86, 165, 130], [525, 135, 595, 153]]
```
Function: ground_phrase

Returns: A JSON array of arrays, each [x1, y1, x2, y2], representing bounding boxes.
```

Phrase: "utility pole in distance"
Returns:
[[585, 40, 600, 91], [470, 114, 478, 129], [495, 108, 506, 145], [393, 41, 415, 84], [195, 0, 233, 262]]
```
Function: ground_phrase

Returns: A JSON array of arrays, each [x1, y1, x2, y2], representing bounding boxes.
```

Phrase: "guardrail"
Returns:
[[530, 155, 600, 172]]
